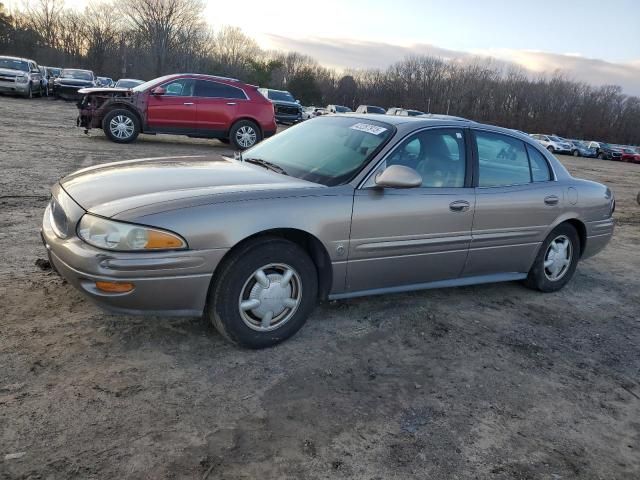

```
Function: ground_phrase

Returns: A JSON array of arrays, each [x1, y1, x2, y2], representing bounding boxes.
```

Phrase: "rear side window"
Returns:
[[526, 144, 552, 182], [194, 80, 246, 99], [475, 131, 530, 187]]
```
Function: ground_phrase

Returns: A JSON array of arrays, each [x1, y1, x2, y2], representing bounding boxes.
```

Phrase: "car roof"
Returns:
[[336, 113, 535, 140]]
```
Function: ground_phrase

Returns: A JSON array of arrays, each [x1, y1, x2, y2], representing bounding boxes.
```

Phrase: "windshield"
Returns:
[[241, 116, 394, 186], [335, 105, 352, 113], [549, 136, 565, 142], [117, 79, 143, 88], [132, 74, 175, 92], [368, 106, 386, 114], [268, 90, 295, 102], [61, 69, 93, 81], [0, 58, 29, 72]]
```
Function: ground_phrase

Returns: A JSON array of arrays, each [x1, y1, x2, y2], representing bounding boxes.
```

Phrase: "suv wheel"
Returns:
[[572, 149, 579, 157], [524, 223, 579, 293], [547, 145, 555, 153], [103, 109, 140, 143], [24, 83, 33, 99], [230, 120, 262, 150], [597, 152, 604, 159], [206, 237, 318, 348]]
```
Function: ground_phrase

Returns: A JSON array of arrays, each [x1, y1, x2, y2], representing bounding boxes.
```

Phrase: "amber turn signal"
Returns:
[[95, 281, 135, 293], [145, 230, 185, 249]]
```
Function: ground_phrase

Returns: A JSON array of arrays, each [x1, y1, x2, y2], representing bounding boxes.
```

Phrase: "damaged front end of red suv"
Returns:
[[76, 87, 142, 133]]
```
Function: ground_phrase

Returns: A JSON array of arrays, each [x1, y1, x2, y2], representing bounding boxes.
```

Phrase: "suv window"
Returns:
[[476, 131, 530, 187], [195, 80, 246, 99], [386, 128, 466, 188], [162, 79, 195, 96], [526, 144, 551, 182]]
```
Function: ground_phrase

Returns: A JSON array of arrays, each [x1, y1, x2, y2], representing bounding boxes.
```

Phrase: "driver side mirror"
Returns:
[[375, 165, 422, 189], [151, 86, 166, 95]]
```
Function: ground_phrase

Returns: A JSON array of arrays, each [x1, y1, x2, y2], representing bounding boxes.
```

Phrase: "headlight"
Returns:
[[16, 74, 28, 83], [77, 214, 187, 251], [49, 198, 70, 238]]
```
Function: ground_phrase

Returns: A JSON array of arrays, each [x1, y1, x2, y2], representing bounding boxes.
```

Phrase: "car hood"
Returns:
[[271, 99, 300, 107], [60, 155, 322, 218], [78, 87, 132, 95], [55, 78, 94, 86], [0, 67, 24, 76]]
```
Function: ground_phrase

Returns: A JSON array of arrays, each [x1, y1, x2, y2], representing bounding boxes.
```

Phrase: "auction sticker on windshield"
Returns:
[[350, 123, 388, 135]]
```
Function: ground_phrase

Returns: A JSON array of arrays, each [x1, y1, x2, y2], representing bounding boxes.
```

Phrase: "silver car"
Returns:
[[0, 55, 43, 98], [42, 115, 615, 348]]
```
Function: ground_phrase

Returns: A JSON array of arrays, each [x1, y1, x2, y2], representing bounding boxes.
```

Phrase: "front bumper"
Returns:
[[41, 193, 228, 316], [54, 84, 84, 98], [0, 80, 29, 94]]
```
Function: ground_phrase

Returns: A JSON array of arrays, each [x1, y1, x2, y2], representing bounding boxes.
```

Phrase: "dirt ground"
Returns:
[[1, 95, 639, 480]]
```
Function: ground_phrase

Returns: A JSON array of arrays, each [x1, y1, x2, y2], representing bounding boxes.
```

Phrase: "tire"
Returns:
[[219, 138, 230, 145], [206, 237, 318, 349], [102, 108, 140, 143], [572, 149, 579, 157], [597, 153, 604, 159], [547, 145, 555, 153], [229, 120, 262, 150], [24, 83, 32, 99], [524, 223, 579, 293]]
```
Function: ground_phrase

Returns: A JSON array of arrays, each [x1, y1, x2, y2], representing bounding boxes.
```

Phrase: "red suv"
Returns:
[[77, 74, 277, 149]]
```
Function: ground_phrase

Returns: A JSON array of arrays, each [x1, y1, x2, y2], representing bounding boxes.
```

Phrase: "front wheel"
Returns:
[[103, 109, 140, 143], [597, 153, 604, 159], [24, 83, 33, 99], [547, 145, 555, 153], [572, 149, 579, 157], [206, 237, 318, 348], [524, 223, 579, 292], [229, 120, 262, 150]]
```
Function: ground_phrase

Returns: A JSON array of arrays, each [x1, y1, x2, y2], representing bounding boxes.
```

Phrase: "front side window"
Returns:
[[475, 131, 530, 187], [195, 80, 246, 99], [386, 128, 466, 188], [526, 144, 552, 182], [162, 79, 194, 96], [241, 116, 394, 186]]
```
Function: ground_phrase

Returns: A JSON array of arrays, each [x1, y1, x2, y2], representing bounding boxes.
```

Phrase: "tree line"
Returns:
[[1, 0, 639, 144]]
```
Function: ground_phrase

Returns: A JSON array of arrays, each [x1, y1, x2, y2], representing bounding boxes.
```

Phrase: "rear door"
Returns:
[[194, 80, 247, 135], [347, 127, 475, 293], [146, 78, 197, 133], [463, 129, 562, 276]]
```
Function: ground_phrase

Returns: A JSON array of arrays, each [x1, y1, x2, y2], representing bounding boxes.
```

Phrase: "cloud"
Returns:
[[264, 34, 640, 96]]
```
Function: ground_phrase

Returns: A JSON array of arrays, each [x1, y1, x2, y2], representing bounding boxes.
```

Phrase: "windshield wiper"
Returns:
[[243, 157, 288, 176]]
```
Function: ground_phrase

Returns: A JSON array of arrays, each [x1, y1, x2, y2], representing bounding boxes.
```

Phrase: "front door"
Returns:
[[147, 78, 197, 133], [347, 127, 475, 293], [463, 129, 563, 276]]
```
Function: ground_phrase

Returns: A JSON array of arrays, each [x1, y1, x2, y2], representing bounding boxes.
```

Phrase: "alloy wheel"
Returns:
[[235, 125, 257, 149], [109, 115, 135, 140]]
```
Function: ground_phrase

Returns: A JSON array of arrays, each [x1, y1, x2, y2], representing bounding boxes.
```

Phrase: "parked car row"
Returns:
[[529, 133, 639, 162], [0, 54, 144, 100]]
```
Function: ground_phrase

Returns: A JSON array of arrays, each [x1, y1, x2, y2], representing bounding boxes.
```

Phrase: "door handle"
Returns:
[[226, 102, 236, 105], [449, 200, 470, 212], [183, 102, 194, 105], [544, 195, 559, 206]]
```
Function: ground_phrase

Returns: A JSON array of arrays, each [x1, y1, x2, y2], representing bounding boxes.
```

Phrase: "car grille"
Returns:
[[276, 105, 300, 116], [0, 74, 17, 82]]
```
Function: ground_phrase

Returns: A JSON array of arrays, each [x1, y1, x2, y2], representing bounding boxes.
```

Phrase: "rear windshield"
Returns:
[[0, 58, 29, 72], [335, 105, 352, 113], [61, 69, 93, 80], [368, 106, 386, 114], [268, 90, 295, 102]]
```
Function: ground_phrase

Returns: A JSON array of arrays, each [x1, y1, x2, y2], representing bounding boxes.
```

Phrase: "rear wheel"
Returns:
[[547, 145, 555, 153], [103, 109, 140, 143], [229, 120, 262, 150], [572, 149, 579, 157], [206, 237, 318, 348], [524, 223, 579, 292]]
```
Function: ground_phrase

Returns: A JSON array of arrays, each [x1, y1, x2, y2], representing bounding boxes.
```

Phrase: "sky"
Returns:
[[11, 0, 640, 94]]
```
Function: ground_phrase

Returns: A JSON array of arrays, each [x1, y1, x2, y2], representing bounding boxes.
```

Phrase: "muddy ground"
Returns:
[[1, 95, 639, 480]]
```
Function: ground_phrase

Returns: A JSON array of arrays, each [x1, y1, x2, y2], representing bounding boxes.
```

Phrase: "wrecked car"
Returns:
[[76, 73, 277, 150]]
